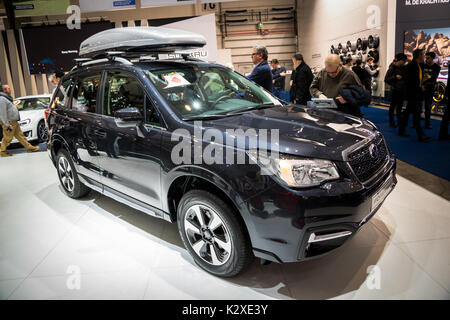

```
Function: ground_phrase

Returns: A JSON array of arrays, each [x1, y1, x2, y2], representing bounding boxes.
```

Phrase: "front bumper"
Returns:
[[246, 156, 397, 263]]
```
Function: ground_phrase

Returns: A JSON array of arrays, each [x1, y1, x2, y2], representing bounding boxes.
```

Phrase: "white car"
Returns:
[[0, 95, 51, 144]]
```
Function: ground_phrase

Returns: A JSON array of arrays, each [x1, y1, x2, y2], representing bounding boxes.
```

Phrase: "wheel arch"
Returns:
[[165, 168, 256, 246]]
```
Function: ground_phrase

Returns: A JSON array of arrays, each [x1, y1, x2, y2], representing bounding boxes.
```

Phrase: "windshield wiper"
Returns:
[[223, 104, 277, 116], [182, 114, 231, 121], [182, 104, 278, 121]]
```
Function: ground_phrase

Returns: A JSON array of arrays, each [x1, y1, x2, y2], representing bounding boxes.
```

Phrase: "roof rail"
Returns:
[[71, 52, 132, 71]]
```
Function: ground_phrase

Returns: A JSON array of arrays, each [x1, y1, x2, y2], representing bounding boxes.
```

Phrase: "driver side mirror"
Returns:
[[114, 107, 143, 122]]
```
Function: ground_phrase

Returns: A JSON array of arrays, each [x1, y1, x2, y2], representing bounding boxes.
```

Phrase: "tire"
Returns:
[[56, 149, 90, 199], [177, 190, 253, 277], [37, 120, 47, 143]]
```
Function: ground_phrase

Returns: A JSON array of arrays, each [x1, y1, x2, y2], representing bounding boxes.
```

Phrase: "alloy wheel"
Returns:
[[38, 122, 47, 141], [58, 157, 75, 192], [184, 204, 232, 266]]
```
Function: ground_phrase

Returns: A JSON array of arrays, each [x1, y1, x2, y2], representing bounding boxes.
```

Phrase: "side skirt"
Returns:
[[78, 174, 173, 223]]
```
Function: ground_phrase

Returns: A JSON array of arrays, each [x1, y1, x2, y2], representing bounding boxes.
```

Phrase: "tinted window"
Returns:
[[145, 96, 162, 126], [71, 73, 101, 113], [104, 71, 145, 117], [15, 98, 50, 111], [52, 79, 73, 109], [104, 71, 162, 126], [144, 65, 281, 120]]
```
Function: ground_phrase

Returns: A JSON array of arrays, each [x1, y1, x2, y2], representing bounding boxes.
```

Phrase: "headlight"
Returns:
[[249, 153, 340, 188], [276, 158, 340, 187], [19, 119, 31, 126]]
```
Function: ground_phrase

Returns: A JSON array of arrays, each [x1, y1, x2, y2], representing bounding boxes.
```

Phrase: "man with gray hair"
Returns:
[[0, 83, 39, 157], [310, 54, 362, 102], [247, 45, 273, 92]]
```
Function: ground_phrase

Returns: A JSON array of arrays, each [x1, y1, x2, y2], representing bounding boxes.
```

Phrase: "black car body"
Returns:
[[47, 57, 396, 277]]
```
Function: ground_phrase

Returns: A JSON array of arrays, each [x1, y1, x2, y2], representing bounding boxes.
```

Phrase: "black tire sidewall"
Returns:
[[177, 190, 252, 277]]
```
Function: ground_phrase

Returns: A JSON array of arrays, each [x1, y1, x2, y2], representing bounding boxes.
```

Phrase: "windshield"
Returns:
[[144, 64, 282, 120], [14, 98, 50, 111]]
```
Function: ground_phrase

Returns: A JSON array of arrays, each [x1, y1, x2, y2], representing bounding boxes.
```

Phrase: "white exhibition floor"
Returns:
[[0, 151, 449, 300]]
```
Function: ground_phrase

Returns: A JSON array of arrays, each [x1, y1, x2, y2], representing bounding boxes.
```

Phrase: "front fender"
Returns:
[[162, 165, 259, 245]]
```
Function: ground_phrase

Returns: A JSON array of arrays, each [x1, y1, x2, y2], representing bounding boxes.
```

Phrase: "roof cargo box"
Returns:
[[79, 27, 207, 58]]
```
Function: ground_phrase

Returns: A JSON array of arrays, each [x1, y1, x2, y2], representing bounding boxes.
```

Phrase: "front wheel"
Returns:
[[177, 190, 253, 277]]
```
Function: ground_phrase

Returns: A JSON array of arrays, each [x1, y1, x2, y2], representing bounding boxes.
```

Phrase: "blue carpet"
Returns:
[[363, 107, 450, 181]]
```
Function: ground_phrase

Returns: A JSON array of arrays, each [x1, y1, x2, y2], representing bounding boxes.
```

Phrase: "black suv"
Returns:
[[47, 50, 396, 277]]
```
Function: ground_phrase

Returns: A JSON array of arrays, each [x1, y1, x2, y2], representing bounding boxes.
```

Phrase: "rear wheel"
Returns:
[[177, 190, 253, 277], [56, 149, 90, 199], [37, 120, 47, 143]]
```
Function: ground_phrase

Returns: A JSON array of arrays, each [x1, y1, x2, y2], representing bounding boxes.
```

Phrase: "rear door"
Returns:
[[65, 72, 105, 184], [96, 70, 164, 209]]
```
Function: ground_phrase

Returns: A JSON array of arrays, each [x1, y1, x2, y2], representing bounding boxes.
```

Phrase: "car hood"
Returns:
[[199, 105, 379, 161]]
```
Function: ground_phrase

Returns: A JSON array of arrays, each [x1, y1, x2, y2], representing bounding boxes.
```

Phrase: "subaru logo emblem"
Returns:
[[369, 144, 378, 158]]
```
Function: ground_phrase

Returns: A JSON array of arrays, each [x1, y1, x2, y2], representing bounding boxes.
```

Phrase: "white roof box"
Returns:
[[79, 27, 207, 58]]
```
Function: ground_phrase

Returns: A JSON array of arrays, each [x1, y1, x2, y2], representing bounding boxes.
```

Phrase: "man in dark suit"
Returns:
[[398, 49, 430, 142], [247, 45, 273, 92], [290, 53, 314, 105]]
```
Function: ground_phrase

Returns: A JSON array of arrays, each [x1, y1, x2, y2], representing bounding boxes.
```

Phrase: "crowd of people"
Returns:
[[0, 49, 448, 157], [385, 49, 445, 141], [246, 45, 449, 141]]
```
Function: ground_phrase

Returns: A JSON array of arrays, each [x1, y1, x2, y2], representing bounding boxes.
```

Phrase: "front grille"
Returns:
[[348, 134, 389, 183]]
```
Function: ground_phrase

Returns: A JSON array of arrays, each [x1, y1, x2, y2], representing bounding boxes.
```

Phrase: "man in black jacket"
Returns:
[[270, 59, 286, 100], [422, 52, 441, 129], [384, 53, 408, 128], [399, 49, 430, 142], [290, 53, 313, 105]]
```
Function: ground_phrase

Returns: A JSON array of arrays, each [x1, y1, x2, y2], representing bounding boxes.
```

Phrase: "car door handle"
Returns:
[[93, 129, 107, 139]]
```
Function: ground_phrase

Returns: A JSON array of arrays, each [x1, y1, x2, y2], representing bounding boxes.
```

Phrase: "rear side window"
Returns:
[[71, 73, 102, 113], [52, 79, 73, 109]]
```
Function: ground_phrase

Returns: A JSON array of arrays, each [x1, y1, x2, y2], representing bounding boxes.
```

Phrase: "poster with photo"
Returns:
[[404, 27, 450, 68]]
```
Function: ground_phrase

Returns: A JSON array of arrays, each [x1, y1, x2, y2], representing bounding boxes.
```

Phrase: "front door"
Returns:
[[96, 70, 164, 209], [66, 72, 104, 184]]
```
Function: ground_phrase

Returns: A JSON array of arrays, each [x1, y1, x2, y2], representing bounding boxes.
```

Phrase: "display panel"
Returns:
[[22, 22, 113, 74], [79, 0, 136, 13], [13, 0, 70, 17], [141, 0, 195, 8]]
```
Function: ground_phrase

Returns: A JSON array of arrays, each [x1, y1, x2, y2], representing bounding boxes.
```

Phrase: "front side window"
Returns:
[[104, 71, 162, 126], [52, 79, 73, 109], [71, 73, 102, 113], [15, 98, 50, 111], [103, 71, 145, 117], [144, 64, 281, 120]]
